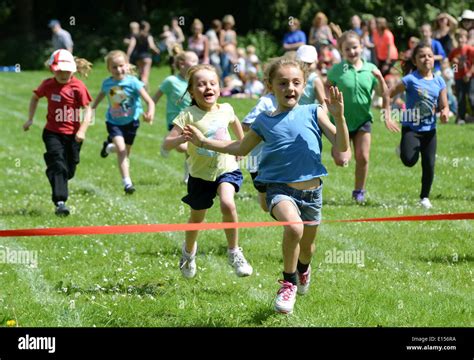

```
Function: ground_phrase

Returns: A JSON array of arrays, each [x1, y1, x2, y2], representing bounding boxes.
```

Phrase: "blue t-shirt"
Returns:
[[242, 93, 277, 173], [101, 75, 144, 125], [431, 39, 446, 73], [251, 104, 328, 183], [401, 71, 446, 132], [159, 74, 191, 126], [283, 30, 307, 46]]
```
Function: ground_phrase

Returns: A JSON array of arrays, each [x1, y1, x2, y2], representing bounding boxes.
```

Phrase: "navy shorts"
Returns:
[[106, 120, 140, 145], [182, 169, 244, 210], [250, 172, 267, 193], [349, 120, 372, 139], [266, 181, 323, 226]]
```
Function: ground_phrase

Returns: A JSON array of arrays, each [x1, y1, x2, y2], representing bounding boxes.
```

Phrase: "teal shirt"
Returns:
[[327, 59, 378, 131], [159, 74, 191, 127]]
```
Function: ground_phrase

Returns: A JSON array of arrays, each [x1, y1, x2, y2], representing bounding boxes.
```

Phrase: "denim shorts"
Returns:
[[266, 181, 323, 226], [182, 169, 243, 210], [106, 120, 140, 145]]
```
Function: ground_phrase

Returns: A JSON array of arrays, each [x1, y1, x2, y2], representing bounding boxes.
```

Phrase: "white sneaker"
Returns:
[[274, 280, 297, 314], [160, 143, 170, 158], [228, 247, 253, 277], [296, 265, 311, 295], [106, 143, 116, 154], [419, 197, 432, 209], [179, 244, 197, 278]]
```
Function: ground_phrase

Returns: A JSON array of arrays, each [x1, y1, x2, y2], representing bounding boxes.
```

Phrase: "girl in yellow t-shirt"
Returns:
[[163, 64, 253, 279]]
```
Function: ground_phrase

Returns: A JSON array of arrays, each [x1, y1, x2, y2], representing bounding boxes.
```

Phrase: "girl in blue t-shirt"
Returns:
[[387, 42, 449, 209], [91, 50, 155, 194], [183, 58, 349, 315]]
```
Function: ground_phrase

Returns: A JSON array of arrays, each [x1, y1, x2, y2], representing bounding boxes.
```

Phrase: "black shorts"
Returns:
[[182, 169, 243, 210], [349, 121, 372, 139], [250, 172, 267, 193], [106, 120, 140, 145]]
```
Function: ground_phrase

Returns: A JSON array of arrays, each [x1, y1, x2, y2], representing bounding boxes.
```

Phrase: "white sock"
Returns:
[[228, 247, 239, 255], [183, 243, 196, 257], [122, 177, 132, 187], [106, 143, 116, 153]]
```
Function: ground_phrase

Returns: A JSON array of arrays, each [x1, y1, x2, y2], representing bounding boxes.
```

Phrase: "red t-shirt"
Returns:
[[372, 29, 399, 61], [449, 45, 474, 80], [34, 77, 92, 135]]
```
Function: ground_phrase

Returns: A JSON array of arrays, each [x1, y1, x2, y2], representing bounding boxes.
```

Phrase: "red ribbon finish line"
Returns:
[[0, 212, 472, 238]]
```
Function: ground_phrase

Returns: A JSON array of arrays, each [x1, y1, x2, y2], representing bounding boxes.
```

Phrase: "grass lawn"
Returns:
[[0, 64, 472, 327]]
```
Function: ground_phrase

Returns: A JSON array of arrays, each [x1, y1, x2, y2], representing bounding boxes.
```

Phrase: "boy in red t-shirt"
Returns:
[[23, 49, 93, 216], [449, 29, 474, 124]]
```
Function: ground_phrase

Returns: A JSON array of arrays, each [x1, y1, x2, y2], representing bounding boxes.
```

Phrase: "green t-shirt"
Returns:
[[159, 74, 191, 127], [327, 59, 378, 132]]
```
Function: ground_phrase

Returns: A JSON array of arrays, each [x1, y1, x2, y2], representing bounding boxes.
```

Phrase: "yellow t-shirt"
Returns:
[[173, 103, 239, 181]]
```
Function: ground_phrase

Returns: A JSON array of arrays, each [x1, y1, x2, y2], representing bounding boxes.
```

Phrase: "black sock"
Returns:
[[297, 260, 310, 274], [283, 271, 297, 285]]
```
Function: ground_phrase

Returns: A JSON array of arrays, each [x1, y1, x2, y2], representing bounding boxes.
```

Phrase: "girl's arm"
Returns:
[[75, 105, 93, 142], [438, 88, 449, 123], [91, 91, 105, 110], [23, 94, 39, 131], [313, 77, 328, 112], [126, 37, 137, 59], [163, 125, 187, 151], [320, 86, 349, 152], [148, 35, 160, 55], [152, 89, 164, 104], [373, 68, 400, 132], [183, 125, 262, 156], [203, 36, 210, 64], [230, 116, 244, 140], [139, 87, 155, 124]]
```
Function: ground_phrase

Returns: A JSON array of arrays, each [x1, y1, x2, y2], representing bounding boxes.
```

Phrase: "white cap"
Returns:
[[48, 49, 77, 72], [296, 45, 318, 63], [459, 10, 474, 21]]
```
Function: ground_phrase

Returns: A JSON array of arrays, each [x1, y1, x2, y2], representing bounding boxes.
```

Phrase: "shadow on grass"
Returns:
[[0, 208, 44, 217], [133, 179, 161, 186], [54, 280, 167, 296], [417, 254, 474, 264], [247, 305, 276, 325]]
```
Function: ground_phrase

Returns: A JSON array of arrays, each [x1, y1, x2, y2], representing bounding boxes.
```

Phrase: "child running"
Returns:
[[387, 42, 449, 209], [327, 31, 398, 203], [153, 50, 199, 182], [23, 49, 93, 216], [163, 64, 253, 279], [183, 58, 349, 314], [92, 50, 155, 194]]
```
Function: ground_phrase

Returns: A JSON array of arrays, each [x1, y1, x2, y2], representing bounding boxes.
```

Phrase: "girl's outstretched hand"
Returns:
[[23, 120, 33, 131], [143, 111, 154, 124], [440, 108, 449, 124], [183, 124, 206, 147], [324, 86, 344, 120]]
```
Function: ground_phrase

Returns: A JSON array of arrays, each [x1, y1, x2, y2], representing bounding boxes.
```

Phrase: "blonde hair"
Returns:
[[313, 12, 328, 27], [105, 50, 137, 76], [222, 14, 235, 27], [266, 58, 309, 84], [183, 64, 219, 106], [337, 30, 361, 51], [174, 49, 198, 69]]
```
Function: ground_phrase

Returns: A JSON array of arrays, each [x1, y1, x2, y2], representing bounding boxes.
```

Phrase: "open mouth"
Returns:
[[204, 93, 215, 100], [285, 95, 296, 100]]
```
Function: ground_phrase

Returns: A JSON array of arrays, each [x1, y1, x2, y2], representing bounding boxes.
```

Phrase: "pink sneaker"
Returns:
[[274, 280, 297, 314], [296, 265, 311, 295]]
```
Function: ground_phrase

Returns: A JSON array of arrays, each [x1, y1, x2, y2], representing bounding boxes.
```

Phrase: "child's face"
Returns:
[[421, 25, 432, 39], [341, 37, 362, 64], [414, 47, 434, 73], [190, 69, 220, 109], [179, 53, 199, 74], [54, 70, 73, 84], [108, 56, 128, 80], [457, 34, 467, 46], [269, 65, 305, 111]]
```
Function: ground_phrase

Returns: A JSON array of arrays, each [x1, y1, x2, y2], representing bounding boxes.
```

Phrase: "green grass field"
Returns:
[[0, 64, 473, 327]]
